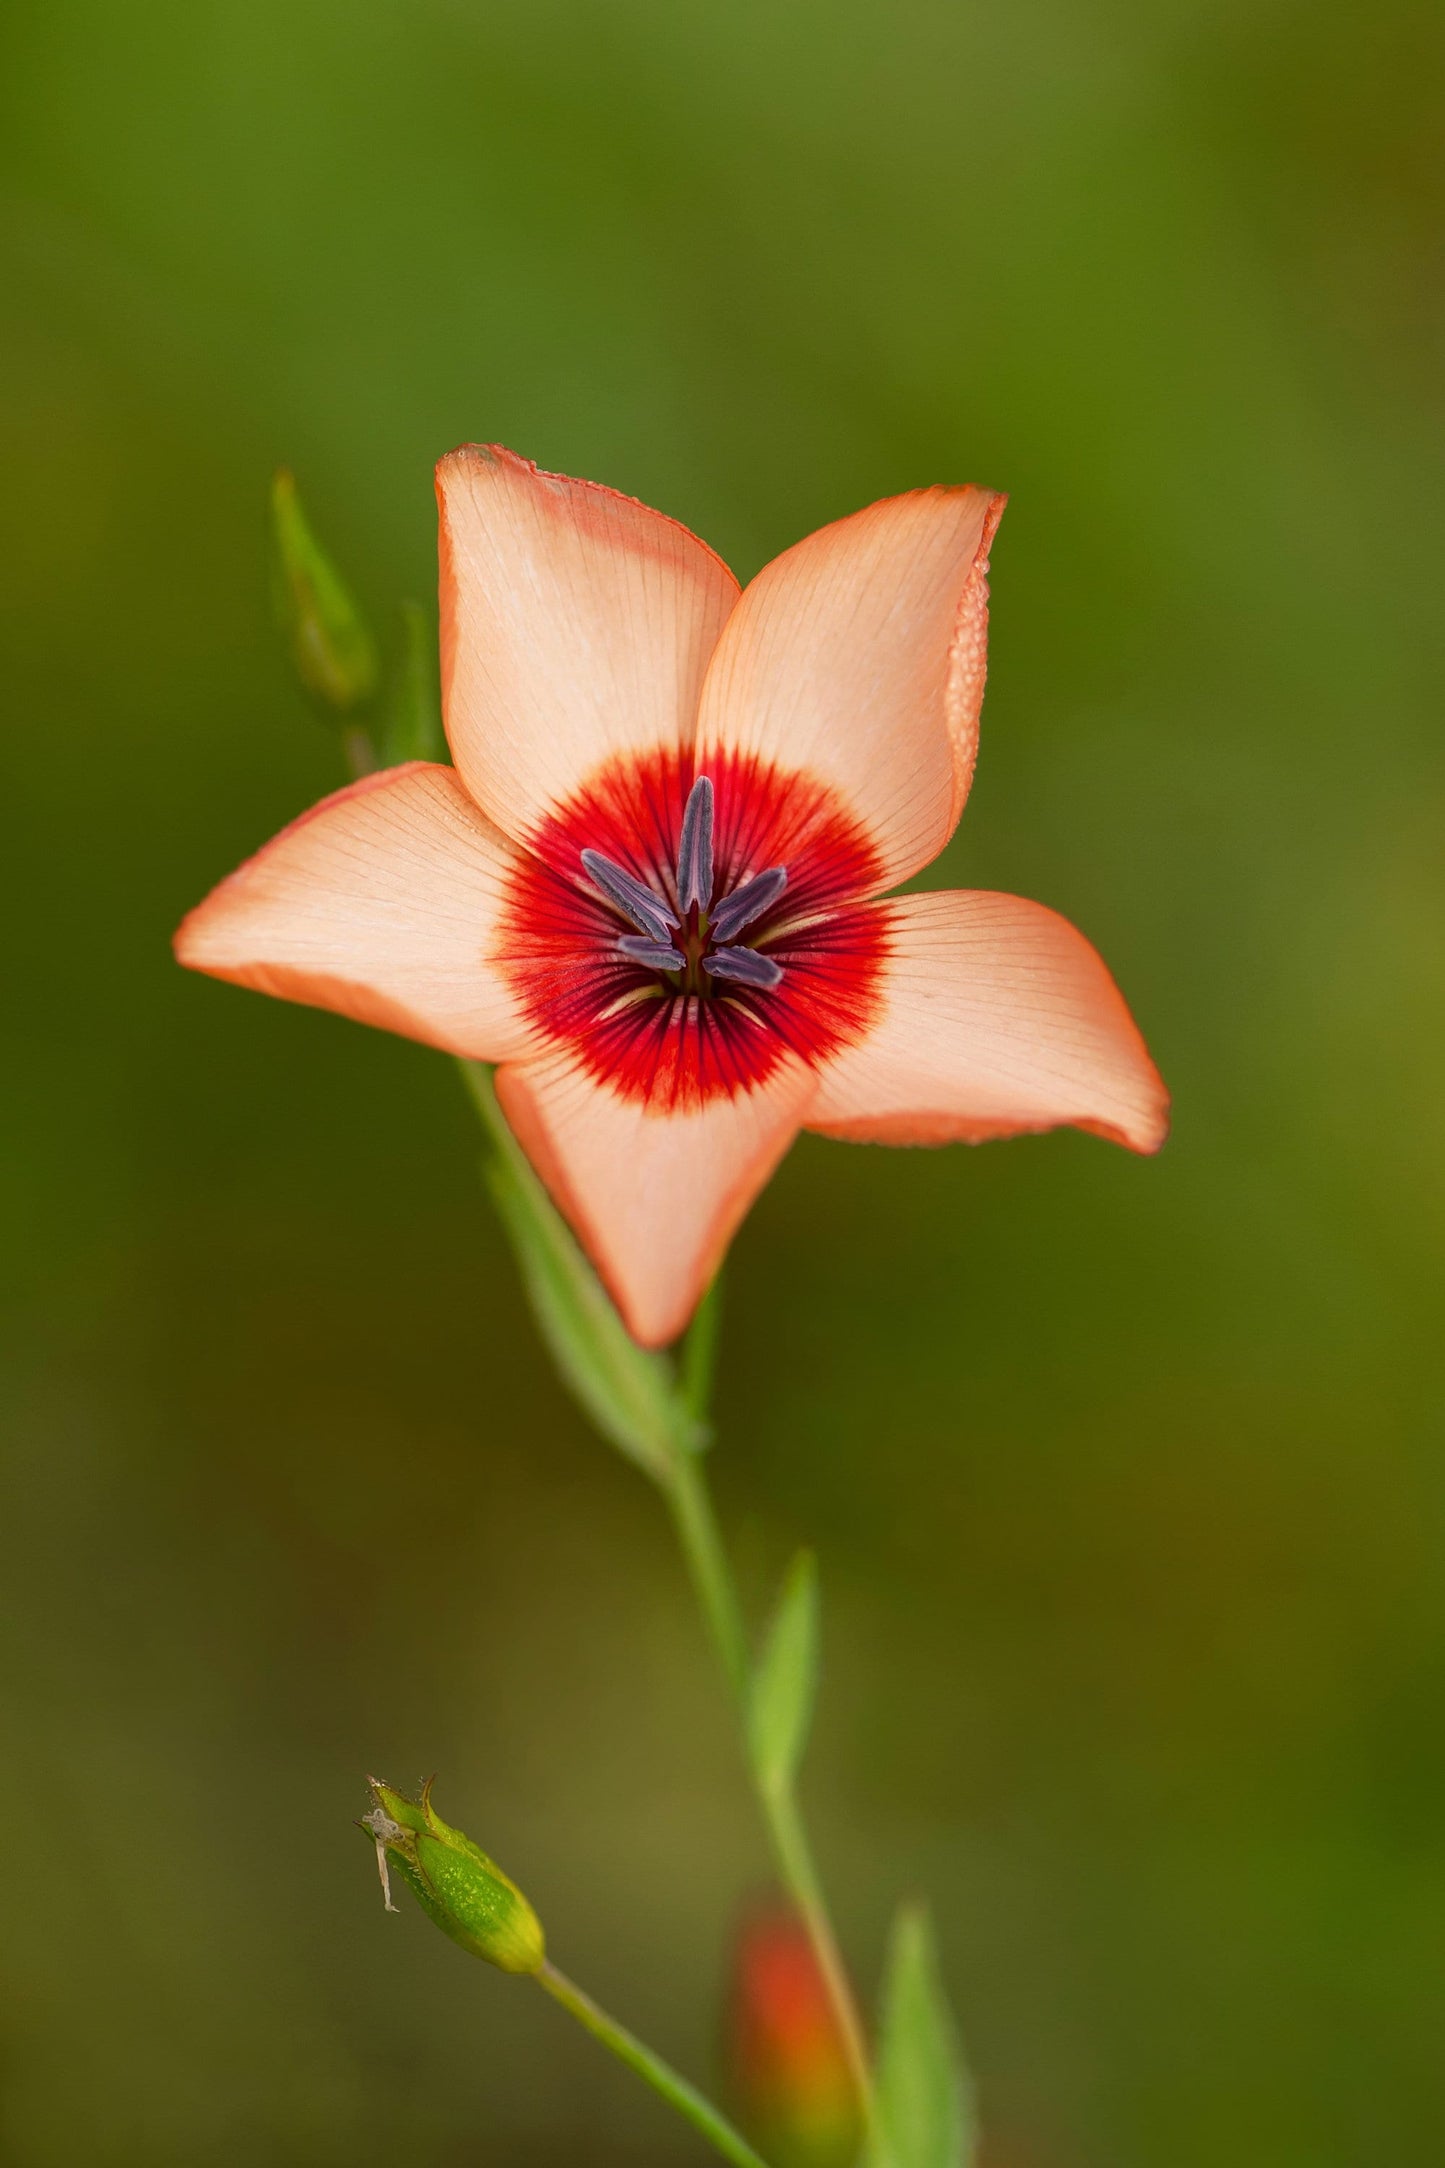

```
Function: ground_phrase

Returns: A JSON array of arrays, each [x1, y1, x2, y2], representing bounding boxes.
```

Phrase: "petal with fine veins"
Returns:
[[437, 444, 740, 848], [696, 485, 1006, 891], [807, 891, 1168, 1153], [495, 1051, 819, 1346], [174, 764, 535, 1061]]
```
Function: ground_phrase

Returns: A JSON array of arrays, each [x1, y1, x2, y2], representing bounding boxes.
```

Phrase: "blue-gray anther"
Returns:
[[705, 945, 785, 990], [580, 849, 680, 943], [707, 864, 788, 945], [617, 934, 686, 971], [676, 775, 715, 912], [582, 785, 789, 995]]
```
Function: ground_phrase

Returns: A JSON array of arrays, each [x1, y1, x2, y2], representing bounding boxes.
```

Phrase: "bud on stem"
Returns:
[[729, 1902, 862, 2168], [360, 1776, 545, 1975], [361, 1777, 774, 2168]]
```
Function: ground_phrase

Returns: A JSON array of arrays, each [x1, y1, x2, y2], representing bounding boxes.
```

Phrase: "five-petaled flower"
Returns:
[[176, 446, 1167, 1346]]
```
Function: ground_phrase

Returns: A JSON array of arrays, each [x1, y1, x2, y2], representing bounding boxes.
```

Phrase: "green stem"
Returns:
[[759, 1784, 873, 2114], [458, 1053, 512, 1157], [448, 1043, 881, 2153], [667, 1441, 750, 1702], [663, 1447, 881, 2148], [536, 1961, 773, 2168]]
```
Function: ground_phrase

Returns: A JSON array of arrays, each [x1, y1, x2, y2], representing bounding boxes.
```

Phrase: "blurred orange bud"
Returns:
[[727, 1901, 861, 2168]]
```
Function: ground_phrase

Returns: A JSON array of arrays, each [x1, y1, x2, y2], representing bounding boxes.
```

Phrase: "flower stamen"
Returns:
[[578, 773, 791, 1002], [580, 849, 680, 942], [708, 864, 788, 944], [705, 946, 785, 990], [676, 774, 715, 912], [618, 934, 687, 971]]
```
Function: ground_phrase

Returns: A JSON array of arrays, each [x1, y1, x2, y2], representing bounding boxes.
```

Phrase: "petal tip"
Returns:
[[435, 440, 529, 492], [1117, 1072, 1172, 1156]]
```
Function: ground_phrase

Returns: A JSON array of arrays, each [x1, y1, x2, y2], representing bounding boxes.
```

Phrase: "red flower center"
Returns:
[[496, 747, 889, 1111]]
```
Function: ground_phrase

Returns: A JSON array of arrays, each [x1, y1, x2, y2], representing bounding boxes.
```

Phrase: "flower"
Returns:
[[728, 1903, 860, 2168], [177, 445, 1167, 1346]]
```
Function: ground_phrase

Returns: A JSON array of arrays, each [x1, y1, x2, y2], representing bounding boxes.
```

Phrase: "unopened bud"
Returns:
[[729, 1902, 860, 2168], [360, 1776, 545, 1975], [271, 469, 379, 717]]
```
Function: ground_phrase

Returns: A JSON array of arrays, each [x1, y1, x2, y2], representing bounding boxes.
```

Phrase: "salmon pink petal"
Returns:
[[807, 891, 1168, 1152], [696, 485, 1006, 890], [174, 764, 535, 1061], [437, 445, 740, 847], [495, 1052, 819, 1346]]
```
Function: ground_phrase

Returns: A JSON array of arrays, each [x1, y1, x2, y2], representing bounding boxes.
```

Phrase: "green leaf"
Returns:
[[677, 1273, 723, 1443], [269, 468, 379, 716], [870, 1904, 976, 2168], [459, 1061, 688, 1479], [747, 1549, 819, 1796], [381, 599, 446, 764]]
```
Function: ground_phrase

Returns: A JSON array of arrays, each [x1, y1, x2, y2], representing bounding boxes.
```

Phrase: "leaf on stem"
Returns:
[[869, 1904, 976, 2168], [748, 1549, 820, 1797], [461, 1061, 689, 1479]]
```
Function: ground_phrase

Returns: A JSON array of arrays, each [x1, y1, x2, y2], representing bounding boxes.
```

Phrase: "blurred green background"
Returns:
[[2, 2, 1441, 2163]]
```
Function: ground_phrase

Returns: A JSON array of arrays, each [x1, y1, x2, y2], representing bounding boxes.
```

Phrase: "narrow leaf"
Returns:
[[678, 1273, 723, 1441], [871, 1904, 976, 2168], [270, 468, 379, 716], [748, 1550, 819, 1797], [381, 599, 446, 764], [460, 1061, 688, 1478]]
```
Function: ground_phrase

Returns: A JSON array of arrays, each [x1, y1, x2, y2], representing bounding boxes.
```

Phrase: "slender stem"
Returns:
[[663, 1447, 880, 2144], [758, 1784, 874, 2117], [457, 1054, 511, 1157], [536, 1960, 774, 2168], [450, 1047, 881, 2150], [667, 1441, 750, 1702]]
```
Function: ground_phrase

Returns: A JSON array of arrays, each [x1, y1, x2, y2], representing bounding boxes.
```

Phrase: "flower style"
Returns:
[[176, 446, 1167, 1346]]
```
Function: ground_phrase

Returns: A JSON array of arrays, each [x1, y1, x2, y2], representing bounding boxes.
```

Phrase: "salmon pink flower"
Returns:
[[176, 446, 1167, 1347]]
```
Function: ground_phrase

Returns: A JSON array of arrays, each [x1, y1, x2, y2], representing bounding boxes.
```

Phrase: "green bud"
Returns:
[[360, 1776, 545, 1975], [270, 469, 380, 717]]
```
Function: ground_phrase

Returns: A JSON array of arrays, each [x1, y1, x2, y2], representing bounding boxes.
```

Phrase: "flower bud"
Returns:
[[728, 1902, 861, 2168], [360, 1776, 545, 1975], [271, 468, 380, 717]]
